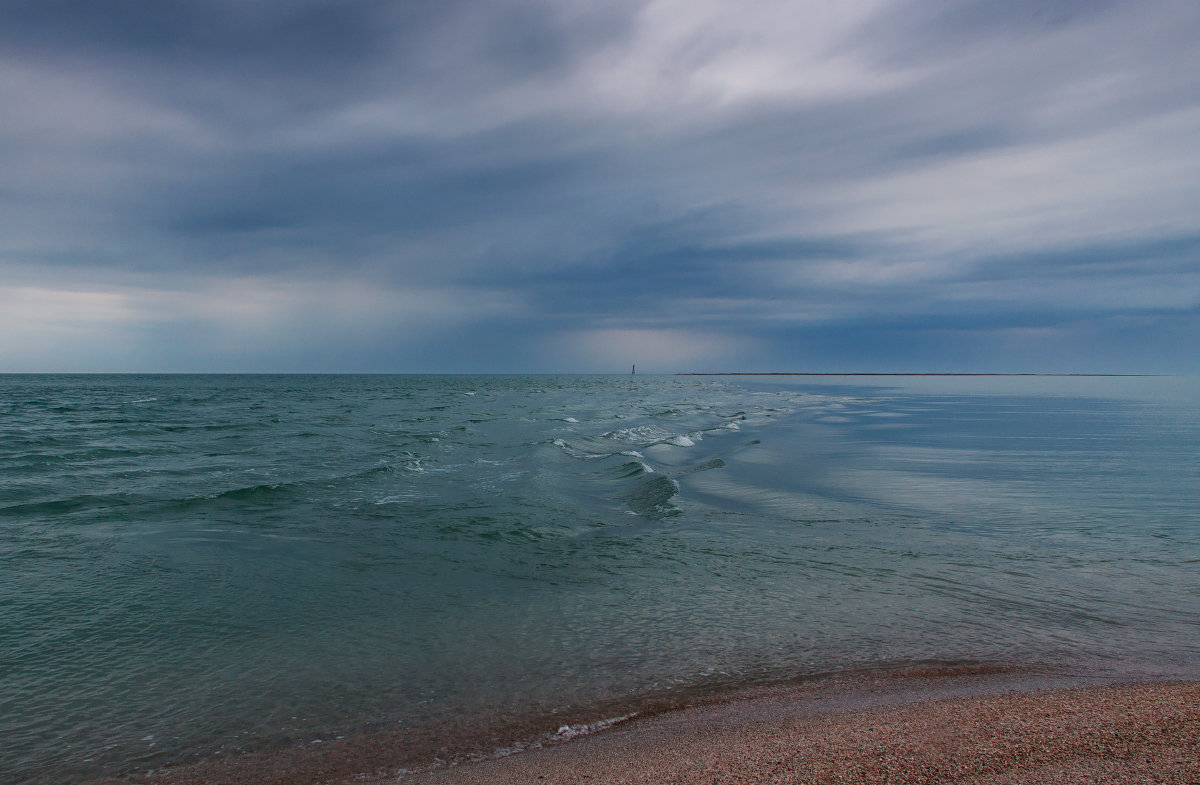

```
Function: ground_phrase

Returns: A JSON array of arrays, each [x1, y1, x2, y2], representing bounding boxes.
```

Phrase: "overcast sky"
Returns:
[[2, 0, 1198, 373]]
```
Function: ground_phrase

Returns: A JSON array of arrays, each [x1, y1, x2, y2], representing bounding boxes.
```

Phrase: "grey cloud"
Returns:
[[0, 0, 636, 118], [2, 0, 1199, 372], [967, 235, 1200, 283], [855, 0, 1127, 65], [0, 1, 454, 71], [0, 0, 406, 107]]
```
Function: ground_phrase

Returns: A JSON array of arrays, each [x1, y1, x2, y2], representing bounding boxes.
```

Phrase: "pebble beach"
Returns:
[[397, 680, 1199, 785], [137, 673, 1198, 785]]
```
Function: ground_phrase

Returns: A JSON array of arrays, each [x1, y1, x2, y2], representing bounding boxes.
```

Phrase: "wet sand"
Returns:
[[140, 671, 1199, 785]]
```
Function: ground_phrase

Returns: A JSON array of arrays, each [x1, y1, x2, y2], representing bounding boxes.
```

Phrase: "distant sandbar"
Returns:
[[676, 372, 1161, 377]]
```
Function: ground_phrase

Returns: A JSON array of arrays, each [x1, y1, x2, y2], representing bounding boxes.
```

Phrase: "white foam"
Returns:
[[621, 450, 644, 458], [466, 712, 637, 764], [722, 421, 741, 430], [551, 713, 638, 742], [375, 494, 417, 505], [639, 462, 654, 473], [464, 391, 477, 396], [563, 417, 579, 423], [665, 435, 695, 447], [602, 425, 671, 443]]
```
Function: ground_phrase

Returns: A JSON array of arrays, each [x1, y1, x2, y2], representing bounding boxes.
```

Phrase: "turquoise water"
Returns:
[[2, 374, 1198, 783]]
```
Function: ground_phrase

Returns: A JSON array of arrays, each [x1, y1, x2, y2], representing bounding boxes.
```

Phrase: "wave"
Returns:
[[600, 425, 673, 444], [197, 481, 300, 504], [625, 475, 682, 519], [678, 457, 725, 476], [550, 438, 611, 460], [596, 460, 656, 481], [0, 493, 136, 518], [485, 712, 640, 760]]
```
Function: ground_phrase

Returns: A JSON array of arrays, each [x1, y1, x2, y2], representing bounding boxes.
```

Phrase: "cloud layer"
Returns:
[[2, 0, 1198, 372]]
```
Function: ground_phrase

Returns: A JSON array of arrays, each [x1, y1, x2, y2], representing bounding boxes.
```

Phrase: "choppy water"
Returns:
[[2, 374, 1198, 783]]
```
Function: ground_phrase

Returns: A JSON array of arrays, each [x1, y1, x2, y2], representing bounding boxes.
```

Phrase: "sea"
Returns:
[[2, 373, 1198, 783]]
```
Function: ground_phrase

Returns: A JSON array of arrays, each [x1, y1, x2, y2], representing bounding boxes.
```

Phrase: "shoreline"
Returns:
[[129, 665, 1199, 785], [395, 678, 1199, 785]]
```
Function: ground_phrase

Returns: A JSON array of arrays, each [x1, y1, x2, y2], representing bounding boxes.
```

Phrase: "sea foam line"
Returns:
[[473, 712, 641, 763]]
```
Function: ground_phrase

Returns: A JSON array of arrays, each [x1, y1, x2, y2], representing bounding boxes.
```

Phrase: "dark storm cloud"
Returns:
[[0, 0, 638, 155], [164, 129, 600, 239], [1, 0, 1198, 372], [0, 0, 626, 86], [0, 0, 401, 68], [500, 230, 881, 322]]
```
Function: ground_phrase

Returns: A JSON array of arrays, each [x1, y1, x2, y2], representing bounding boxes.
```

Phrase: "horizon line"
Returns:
[[0, 371, 1179, 377]]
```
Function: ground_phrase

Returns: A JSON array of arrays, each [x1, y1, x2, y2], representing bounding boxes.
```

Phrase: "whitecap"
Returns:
[[376, 492, 420, 504], [602, 425, 672, 443]]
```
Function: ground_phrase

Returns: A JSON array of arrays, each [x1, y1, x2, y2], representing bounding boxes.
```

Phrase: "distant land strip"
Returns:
[[675, 372, 1165, 377]]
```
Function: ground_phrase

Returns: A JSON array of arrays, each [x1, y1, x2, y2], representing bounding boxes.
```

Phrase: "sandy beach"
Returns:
[[139, 672, 1199, 785]]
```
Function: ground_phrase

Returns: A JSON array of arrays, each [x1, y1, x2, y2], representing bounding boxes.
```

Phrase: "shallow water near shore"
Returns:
[[2, 374, 1198, 783]]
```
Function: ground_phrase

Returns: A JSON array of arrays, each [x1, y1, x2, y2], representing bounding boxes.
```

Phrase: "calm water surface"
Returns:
[[1, 374, 1197, 782]]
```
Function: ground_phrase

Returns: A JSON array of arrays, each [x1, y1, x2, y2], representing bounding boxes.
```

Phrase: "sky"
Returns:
[[2, 0, 1198, 373]]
